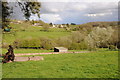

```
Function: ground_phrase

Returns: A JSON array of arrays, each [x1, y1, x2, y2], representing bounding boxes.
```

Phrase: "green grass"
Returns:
[[3, 31, 70, 44], [3, 23, 71, 44], [2, 48, 53, 54], [2, 50, 119, 78]]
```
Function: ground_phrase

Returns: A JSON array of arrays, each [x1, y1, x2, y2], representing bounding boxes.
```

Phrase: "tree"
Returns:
[[49, 23, 53, 26], [2, 2, 13, 29], [85, 27, 114, 50], [2, 1, 41, 29], [18, 2, 41, 20], [70, 31, 85, 43]]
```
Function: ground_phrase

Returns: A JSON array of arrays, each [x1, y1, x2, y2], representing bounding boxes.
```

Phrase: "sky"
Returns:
[[10, 0, 119, 24]]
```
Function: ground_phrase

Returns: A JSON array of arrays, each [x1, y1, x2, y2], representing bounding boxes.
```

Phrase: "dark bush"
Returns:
[[108, 45, 117, 50]]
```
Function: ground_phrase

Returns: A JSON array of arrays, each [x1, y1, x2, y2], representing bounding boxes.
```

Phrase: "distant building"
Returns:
[[93, 24, 99, 27], [10, 20, 22, 24], [54, 47, 68, 52], [17, 21, 22, 24], [59, 25, 63, 28], [52, 24, 56, 28], [33, 23, 42, 26], [51, 24, 68, 28]]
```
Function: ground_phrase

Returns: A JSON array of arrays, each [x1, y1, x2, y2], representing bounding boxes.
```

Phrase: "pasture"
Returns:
[[3, 23, 71, 44], [2, 50, 119, 78]]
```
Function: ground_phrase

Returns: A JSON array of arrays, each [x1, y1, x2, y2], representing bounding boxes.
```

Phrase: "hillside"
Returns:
[[2, 20, 119, 50]]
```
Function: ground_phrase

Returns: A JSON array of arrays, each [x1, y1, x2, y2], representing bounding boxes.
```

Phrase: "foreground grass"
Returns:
[[2, 51, 118, 78]]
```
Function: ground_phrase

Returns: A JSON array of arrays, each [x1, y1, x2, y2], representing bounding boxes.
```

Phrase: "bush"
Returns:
[[69, 42, 88, 50], [69, 43, 80, 50], [40, 37, 56, 50], [56, 36, 72, 49], [13, 37, 57, 50], [79, 41, 88, 50], [108, 45, 117, 50], [84, 27, 114, 50], [13, 38, 41, 48], [70, 31, 85, 43]]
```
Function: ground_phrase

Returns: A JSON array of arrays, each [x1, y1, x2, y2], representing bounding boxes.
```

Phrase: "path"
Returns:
[[15, 51, 90, 56]]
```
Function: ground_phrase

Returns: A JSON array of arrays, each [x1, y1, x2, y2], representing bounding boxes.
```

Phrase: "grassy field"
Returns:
[[2, 50, 119, 78], [3, 31, 70, 44], [2, 48, 53, 54], [3, 23, 71, 44]]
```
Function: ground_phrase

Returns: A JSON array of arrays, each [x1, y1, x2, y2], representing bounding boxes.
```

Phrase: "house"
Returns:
[[54, 47, 68, 52], [33, 23, 42, 26], [52, 24, 56, 28], [17, 21, 22, 24], [60, 25, 64, 28]]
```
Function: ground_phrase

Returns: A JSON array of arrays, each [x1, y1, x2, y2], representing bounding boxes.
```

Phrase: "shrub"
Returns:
[[13, 38, 41, 48], [40, 37, 56, 50], [69, 42, 88, 50], [84, 27, 114, 49], [70, 31, 85, 43], [79, 41, 88, 50], [108, 45, 117, 50], [56, 36, 72, 49], [13, 37, 57, 50], [56, 32, 88, 50], [69, 43, 80, 50]]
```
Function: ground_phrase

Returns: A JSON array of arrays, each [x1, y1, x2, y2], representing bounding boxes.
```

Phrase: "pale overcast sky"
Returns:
[[10, 0, 119, 24]]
